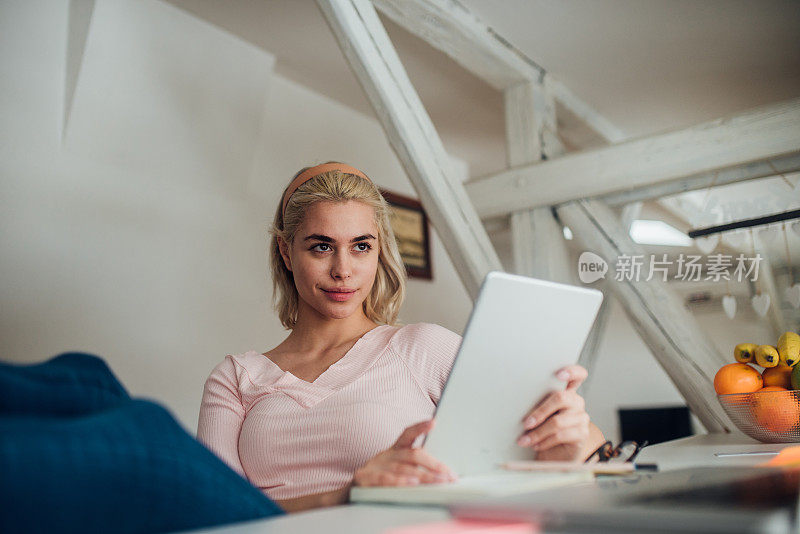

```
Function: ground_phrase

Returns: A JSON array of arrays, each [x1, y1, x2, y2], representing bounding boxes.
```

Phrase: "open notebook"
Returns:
[[350, 471, 593, 505], [350, 272, 603, 505]]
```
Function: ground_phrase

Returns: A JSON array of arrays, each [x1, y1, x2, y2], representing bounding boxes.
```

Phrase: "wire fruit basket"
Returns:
[[718, 389, 800, 443]]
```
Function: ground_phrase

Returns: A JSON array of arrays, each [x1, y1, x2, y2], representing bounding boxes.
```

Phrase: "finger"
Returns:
[[523, 390, 585, 429], [395, 475, 423, 486], [396, 448, 456, 478], [360, 462, 449, 486], [533, 425, 590, 454], [392, 419, 434, 449], [392, 463, 451, 483], [389, 464, 440, 484], [373, 472, 421, 487], [556, 365, 588, 390], [519, 409, 583, 447], [518, 409, 588, 447]]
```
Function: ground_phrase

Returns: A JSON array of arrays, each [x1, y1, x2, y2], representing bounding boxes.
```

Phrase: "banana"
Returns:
[[777, 332, 800, 367], [734, 343, 758, 364], [755, 345, 780, 368]]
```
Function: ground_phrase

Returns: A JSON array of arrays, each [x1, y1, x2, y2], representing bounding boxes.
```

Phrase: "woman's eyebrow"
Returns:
[[351, 234, 377, 243], [304, 234, 333, 243], [303, 233, 376, 243]]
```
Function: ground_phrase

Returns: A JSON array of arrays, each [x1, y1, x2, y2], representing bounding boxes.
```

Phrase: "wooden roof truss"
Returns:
[[316, 0, 800, 433]]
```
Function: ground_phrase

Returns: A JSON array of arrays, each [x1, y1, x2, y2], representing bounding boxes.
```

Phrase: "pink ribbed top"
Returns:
[[196, 322, 462, 500]]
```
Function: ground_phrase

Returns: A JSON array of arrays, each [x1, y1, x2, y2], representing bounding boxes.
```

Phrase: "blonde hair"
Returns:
[[269, 164, 406, 329]]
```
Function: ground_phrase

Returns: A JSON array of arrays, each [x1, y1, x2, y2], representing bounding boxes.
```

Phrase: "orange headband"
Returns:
[[281, 163, 371, 219]]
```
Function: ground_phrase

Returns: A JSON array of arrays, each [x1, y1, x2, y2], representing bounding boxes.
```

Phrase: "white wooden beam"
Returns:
[[370, 0, 540, 90], [602, 152, 800, 208], [509, 208, 573, 283], [620, 202, 642, 231], [543, 76, 626, 144], [557, 199, 733, 432], [505, 81, 546, 163], [505, 81, 570, 282], [468, 99, 800, 218], [504, 79, 613, 376], [510, 209, 536, 277], [505, 79, 607, 387], [505, 78, 609, 390], [371, 0, 621, 147], [506, 80, 546, 278], [317, 0, 502, 298], [529, 208, 572, 282]]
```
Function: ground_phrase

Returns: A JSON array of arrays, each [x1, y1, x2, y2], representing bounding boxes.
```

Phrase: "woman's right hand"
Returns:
[[353, 420, 456, 487]]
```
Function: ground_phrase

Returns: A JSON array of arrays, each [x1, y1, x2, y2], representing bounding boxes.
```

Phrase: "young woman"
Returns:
[[197, 162, 605, 512]]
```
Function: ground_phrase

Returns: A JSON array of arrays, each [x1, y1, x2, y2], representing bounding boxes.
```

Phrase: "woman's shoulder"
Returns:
[[388, 322, 462, 357], [205, 351, 281, 390], [387, 323, 461, 399]]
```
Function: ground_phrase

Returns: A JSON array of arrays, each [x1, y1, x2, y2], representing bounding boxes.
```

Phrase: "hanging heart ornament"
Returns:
[[694, 234, 720, 255], [722, 294, 737, 319], [786, 284, 800, 309], [722, 231, 745, 248], [751, 293, 771, 317], [757, 225, 779, 245]]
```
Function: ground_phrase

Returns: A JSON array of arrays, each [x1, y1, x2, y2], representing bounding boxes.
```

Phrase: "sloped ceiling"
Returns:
[[165, 0, 800, 179]]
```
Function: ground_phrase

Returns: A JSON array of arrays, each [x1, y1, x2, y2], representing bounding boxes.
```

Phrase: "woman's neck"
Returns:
[[284, 309, 378, 355]]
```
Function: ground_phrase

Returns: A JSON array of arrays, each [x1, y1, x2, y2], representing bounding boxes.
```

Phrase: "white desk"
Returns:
[[194, 433, 799, 534], [635, 431, 793, 470], [192, 504, 450, 534]]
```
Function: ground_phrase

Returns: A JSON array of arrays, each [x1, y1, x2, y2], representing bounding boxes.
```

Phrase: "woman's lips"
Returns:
[[322, 288, 356, 302]]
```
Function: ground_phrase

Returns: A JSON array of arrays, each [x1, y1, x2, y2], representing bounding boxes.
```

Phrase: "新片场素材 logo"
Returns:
[[578, 252, 608, 284], [577, 252, 762, 284]]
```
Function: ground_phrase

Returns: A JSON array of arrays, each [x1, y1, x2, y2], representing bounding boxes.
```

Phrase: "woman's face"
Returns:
[[280, 200, 380, 323]]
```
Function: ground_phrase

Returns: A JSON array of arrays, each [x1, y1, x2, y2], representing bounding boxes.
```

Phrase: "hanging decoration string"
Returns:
[[750, 228, 762, 295], [784, 222, 795, 285], [767, 160, 797, 189], [701, 171, 720, 211]]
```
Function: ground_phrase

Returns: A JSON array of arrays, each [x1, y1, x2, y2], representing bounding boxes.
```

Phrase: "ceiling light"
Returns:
[[629, 220, 692, 247]]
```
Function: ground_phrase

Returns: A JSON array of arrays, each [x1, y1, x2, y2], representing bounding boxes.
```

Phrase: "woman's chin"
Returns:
[[318, 302, 361, 320]]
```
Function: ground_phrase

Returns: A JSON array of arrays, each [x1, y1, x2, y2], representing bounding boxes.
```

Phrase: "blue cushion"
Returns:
[[0, 353, 129, 416], [0, 399, 283, 533]]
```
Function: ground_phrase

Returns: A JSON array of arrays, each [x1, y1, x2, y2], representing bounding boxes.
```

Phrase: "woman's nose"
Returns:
[[330, 251, 352, 279]]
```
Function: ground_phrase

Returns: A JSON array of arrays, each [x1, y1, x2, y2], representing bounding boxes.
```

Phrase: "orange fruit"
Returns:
[[714, 363, 763, 395], [762, 365, 793, 389], [752, 387, 800, 433]]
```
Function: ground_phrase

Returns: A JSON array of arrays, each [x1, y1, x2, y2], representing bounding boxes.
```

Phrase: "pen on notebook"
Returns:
[[500, 461, 638, 474], [714, 451, 779, 457]]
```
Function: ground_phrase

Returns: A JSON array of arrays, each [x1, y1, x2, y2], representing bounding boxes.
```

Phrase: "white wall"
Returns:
[[0, 0, 471, 431]]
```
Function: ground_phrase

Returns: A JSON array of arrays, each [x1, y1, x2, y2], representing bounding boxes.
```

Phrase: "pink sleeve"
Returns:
[[196, 356, 247, 478], [391, 323, 462, 403]]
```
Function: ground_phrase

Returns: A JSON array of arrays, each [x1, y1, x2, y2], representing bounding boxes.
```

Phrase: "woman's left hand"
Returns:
[[516, 365, 604, 462]]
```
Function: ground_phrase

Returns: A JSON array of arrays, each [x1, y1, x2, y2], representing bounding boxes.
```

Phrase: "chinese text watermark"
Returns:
[[578, 252, 762, 284]]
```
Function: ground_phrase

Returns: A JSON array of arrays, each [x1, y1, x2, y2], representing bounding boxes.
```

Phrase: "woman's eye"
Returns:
[[311, 242, 371, 253]]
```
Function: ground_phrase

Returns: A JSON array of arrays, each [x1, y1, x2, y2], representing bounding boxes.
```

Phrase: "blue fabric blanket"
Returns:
[[0, 353, 283, 534]]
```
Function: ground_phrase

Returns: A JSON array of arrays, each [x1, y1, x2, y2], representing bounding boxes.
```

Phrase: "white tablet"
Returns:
[[422, 271, 603, 476]]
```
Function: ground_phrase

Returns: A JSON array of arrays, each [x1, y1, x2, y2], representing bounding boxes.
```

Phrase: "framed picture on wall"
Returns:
[[380, 189, 432, 280]]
